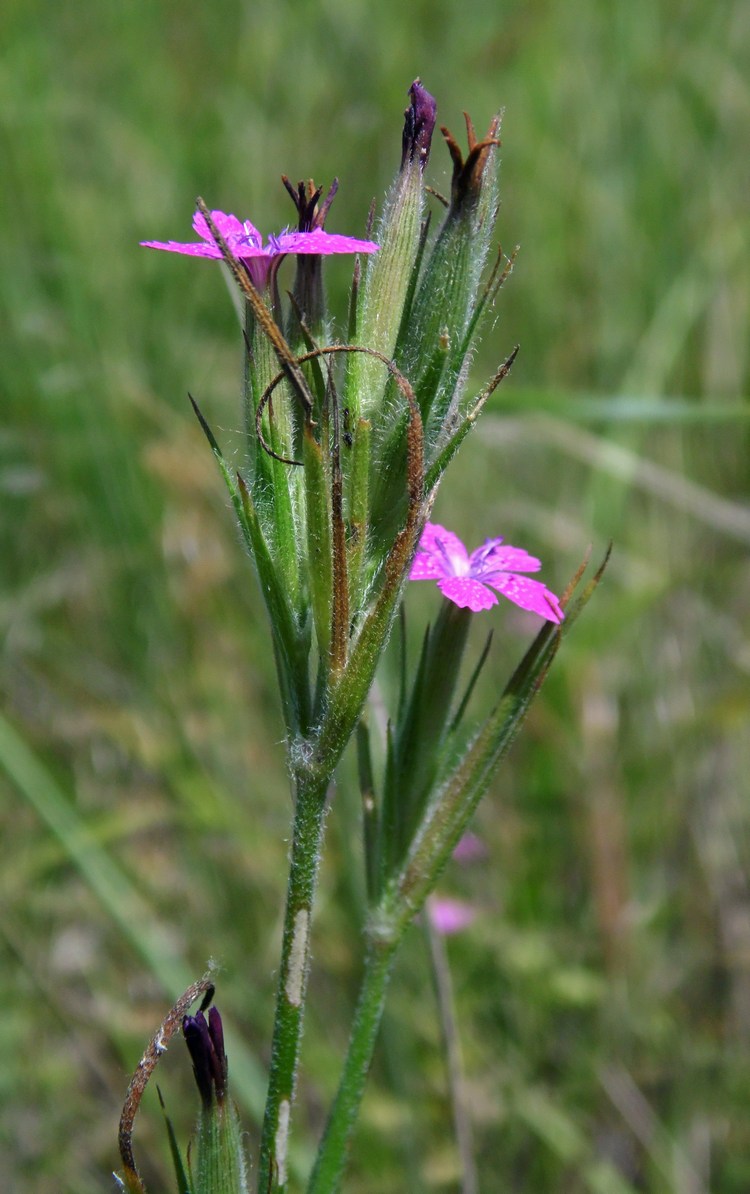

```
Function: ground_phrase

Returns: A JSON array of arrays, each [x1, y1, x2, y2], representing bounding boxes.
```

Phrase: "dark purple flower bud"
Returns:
[[400, 78, 437, 172], [183, 1007, 229, 1107], [207, 1006, 228, 1090]]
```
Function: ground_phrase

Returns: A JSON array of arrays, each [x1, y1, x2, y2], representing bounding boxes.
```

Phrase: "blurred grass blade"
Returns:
[[0, 712, 268, 1126], [157, 1086, 192, 1194]]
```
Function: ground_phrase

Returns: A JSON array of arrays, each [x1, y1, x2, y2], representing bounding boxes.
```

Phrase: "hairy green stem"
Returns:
[[258, 770, 329, 1193], [307, 936, 399, 1194]]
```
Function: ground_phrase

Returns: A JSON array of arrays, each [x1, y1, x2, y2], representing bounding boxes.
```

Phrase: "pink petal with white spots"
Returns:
[[487, 573, 564, 622], [274, 228, 379, 256], [437, 576, 497, 611]]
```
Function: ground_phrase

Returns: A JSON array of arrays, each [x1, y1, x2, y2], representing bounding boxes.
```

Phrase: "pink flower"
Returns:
[[141, 209, 379, 262], [452, 832, 488, 864], [428, 896, 477, 936], [410, 521, 564, 622]]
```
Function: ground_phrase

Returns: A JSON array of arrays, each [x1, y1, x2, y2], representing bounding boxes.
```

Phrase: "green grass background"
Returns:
[[2, 0, 749, 1190]]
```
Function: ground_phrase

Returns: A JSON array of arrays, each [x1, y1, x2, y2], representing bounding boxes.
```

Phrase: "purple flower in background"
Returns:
[[410, 522, 564, 622], [452, 831, 488, 864], [427, 835, 488, 935], [141, 209, 379, 262], [428, 896, 477, 936]]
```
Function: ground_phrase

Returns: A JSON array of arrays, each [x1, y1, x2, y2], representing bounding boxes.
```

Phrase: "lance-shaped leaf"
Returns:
[[157, 1087, 191, 1194], [379, 600, 473, 886], [424, 246, 518, 455], [189, 396, 311, 734], [346, 414, 371, 611], [303, 423, 333, 665], [423, 345, 520, 494]]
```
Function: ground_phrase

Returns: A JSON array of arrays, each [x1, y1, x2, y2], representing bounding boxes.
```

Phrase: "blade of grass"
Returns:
[[0, 712, 269, 1129]]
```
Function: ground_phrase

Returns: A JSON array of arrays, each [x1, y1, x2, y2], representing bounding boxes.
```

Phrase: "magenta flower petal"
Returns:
[[274, 228, 380, 256], [139, 237, 222, 258], [487, 573, 564, 622], [410, 521, 563, 622], [409, 521, 470, 580], [192, 209, 255, 248], [470, 539, 542, 576], [437, 576, 497, 611], [142, 209, 378, 262], [141, 209, 238, 258]]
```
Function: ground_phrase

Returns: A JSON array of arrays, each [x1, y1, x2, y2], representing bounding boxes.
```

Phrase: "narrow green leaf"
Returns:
[[356, 720, 379, 905], [237, 475, 312, 735], [383, 602, 472, 879], [303, 425, 333, 664], [188, 393, 311, 733], [448, 626, 494, 735], [345, 416, 371, 611], [157, 1086, 192, 1194], [423, 345, 519, 492]]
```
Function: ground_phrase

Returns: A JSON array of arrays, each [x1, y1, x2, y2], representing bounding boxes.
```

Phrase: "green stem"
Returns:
[[258, 769, 329, 1193], [307, 936, 399, 1194]]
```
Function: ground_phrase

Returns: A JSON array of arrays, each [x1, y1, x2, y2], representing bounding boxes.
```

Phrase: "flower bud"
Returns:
[[348, 79, 436, 421], [183, 1008, 250, 1194]]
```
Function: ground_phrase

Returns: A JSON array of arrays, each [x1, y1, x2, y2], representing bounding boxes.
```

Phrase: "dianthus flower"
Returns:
[[141, 209, 378, 262], [410, 522, 564, 621]]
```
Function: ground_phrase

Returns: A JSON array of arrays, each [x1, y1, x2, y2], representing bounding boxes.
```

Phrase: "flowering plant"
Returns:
[[116, 79, 606, 1194]]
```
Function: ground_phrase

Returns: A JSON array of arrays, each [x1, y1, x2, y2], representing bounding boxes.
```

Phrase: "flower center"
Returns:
[[240, 223, 262, 249]]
